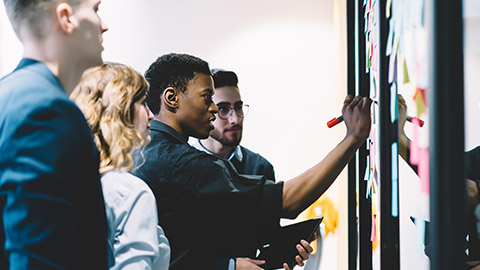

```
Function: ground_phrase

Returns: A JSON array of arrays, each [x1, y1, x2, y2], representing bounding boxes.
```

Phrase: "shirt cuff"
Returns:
[[228, 258, 236, 270]]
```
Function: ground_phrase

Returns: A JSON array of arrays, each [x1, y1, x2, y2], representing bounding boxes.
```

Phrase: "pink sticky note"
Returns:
[[371, 214, 377, 242], [409, 142, 421, 165], [410, 126, 421, 165], [419, 149, 430, 194]]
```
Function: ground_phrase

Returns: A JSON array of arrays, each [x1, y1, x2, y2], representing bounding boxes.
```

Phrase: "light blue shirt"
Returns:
[[102, 171, 171, 270]]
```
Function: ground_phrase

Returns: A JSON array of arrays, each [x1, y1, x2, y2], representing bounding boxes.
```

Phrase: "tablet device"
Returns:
[[256, 217, 323, 269]]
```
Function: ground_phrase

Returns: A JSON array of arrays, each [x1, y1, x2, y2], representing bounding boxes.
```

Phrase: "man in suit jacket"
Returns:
[[0, 0, 109, 268]]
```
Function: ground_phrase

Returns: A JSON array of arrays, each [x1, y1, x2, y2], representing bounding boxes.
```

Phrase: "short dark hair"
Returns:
[[3, 0, 80, 39], [144, 53, 211, 115], [210, 69, 238, 88]]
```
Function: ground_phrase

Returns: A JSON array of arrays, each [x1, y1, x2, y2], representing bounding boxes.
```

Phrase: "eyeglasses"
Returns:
[[216, 103, 249, 120]]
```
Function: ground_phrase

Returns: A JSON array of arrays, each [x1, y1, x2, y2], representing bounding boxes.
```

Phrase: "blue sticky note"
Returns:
[[388, 52, 397, 83], [416, 218, 426, 253], [364, 155, 370, 181], [386, 20, 395, 56], [365, 16, 369, 33], [373, 104, 376, 124], [391, 142, 399, 217], [390, 83, 398, 123]]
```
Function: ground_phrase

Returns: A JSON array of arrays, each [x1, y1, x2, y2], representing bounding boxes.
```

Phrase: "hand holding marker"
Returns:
[[327, 100, 424, 128]]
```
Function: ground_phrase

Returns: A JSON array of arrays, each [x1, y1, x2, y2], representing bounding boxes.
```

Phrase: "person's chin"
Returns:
[[143, 136, 151, 146], [197, 132, 210, 140]]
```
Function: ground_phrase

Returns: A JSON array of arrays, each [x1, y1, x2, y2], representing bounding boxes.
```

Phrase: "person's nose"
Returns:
[[209, 102, 218, 115], [100, 17, 109, 33], [147, 107, 154, 121], [229, 109, 239, 124]]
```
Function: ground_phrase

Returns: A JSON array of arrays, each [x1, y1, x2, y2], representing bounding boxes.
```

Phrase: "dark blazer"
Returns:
[[134, 120, 283, 270], [0, 59, 108, 269]]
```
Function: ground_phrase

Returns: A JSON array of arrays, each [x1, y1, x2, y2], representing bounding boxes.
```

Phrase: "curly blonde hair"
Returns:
[[71, 62, 149, 174]]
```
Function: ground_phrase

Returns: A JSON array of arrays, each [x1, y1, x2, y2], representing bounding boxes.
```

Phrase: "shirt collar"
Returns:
[[15, 58, 64, 91], [192, 139, 243, 162], [150, 120, 188, 144]]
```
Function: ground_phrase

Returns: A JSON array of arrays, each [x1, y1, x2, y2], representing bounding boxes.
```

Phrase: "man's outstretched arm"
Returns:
[[281, 95, 372, 218]]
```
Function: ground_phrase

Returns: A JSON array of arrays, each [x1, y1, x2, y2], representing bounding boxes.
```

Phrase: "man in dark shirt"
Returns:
[[135, 53, 372, 270], [192, 68, 275, 181], [0, 0, 109, 268]]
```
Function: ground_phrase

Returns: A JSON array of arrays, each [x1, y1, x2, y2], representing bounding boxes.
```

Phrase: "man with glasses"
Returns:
[[192, 69, 276, 181]]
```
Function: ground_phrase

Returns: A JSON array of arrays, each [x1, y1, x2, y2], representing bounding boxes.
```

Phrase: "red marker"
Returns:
[[407, 116, 424, 127], [327, 116, 343, 128], [327, 115, 424, 128]]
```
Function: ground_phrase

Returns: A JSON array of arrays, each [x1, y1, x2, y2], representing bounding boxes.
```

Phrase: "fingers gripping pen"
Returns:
[[326, 115, 424, 128]]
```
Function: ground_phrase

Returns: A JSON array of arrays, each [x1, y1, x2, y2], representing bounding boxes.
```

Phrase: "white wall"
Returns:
[[0, 4, 22, 75]]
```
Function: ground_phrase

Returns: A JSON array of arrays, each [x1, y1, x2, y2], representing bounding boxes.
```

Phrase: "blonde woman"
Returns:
[[71, 63, 170, 270]]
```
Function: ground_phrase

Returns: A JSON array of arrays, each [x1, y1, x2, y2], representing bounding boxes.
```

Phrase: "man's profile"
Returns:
[[192, 68, 275, 181], [0, 0, 109, 268]]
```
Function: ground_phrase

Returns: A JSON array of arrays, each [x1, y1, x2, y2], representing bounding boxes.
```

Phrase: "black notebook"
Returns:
[[256, 217, 323, 269]]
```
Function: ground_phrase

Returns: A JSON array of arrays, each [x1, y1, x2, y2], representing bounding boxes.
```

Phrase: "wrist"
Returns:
[[345, 132, 367, 148], [341, 135, 366, 154]]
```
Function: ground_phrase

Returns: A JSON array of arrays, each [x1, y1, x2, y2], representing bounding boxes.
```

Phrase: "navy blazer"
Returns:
[[0, 59, 108, 269]]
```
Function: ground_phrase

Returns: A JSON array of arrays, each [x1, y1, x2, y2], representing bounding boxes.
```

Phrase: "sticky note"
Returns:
[[386, 0, 392, 18], [386, 20, 395, 56], [403, 55, 410, 83], [364, 155, 371, 181], [410, 135, 421, 165], [392, 142, 399, 217], [371, 214, 377, 242], [390, 83, 398, 123], [416, 218, 426, 253], [414, 88, 426, 116], [367, 176, 372, 198], [419, 148, 429, 194], [388, 53, 397, 83]]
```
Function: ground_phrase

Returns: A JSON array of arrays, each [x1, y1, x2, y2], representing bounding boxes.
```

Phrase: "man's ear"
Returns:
[[163, 87, 179, 111], [56, 3, 75, 34]]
